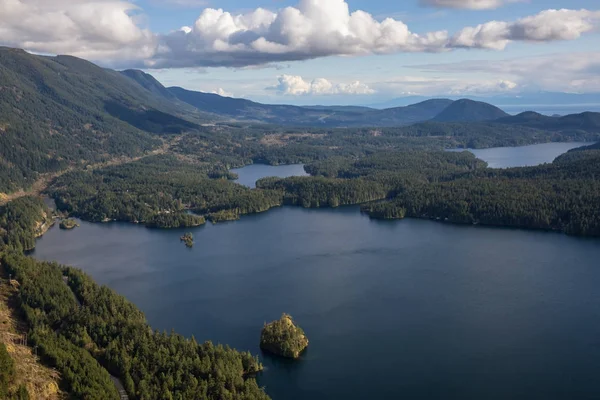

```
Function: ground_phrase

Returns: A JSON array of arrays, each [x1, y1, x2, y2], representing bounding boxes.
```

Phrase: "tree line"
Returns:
[[2, 251, 269, 400]]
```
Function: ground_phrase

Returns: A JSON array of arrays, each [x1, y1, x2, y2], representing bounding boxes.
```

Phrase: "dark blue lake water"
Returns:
[[32, 143, 600, 399]]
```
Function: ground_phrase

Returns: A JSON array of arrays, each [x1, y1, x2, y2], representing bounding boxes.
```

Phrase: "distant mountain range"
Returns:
[[121, 70, 513, 127], [367, 92, 600, 113]]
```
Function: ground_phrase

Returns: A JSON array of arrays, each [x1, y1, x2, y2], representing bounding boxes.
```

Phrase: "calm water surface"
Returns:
[[232, 164, 308, 188], [33, 208, 600, 400], [32, 145, 600, 399], [452, 142, 591, 168]]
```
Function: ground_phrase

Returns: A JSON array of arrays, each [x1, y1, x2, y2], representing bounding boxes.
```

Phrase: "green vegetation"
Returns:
[[0, 342, 29, 399], [0, 48, 165, 193], [0, 197, 50, 252], [59, 218, 79, 230], [147, 213, 205, 229], [1, 251, 268, 400], [260, 314, 309, 359], [0, 342, 14, 398], [254, 148, 600, 237], [362, 151, 600, 236], [50, 155, 283, 227], [432, 99, 508, 122], [181, 232, 194, 247]]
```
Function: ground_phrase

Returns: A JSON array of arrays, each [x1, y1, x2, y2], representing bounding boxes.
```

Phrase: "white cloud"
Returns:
[[450, 9, 600, 50], [371, 76, 520, 96], [0, 1, 598, 68], [268, 75, 375, 96], [449, 79, 518, 94], [212, 87, 234, 97], [0, 0, 155, 63], [410, 52, 600, 92], [150, 0, 450, 68], [149, 0, 209, 7], [420, 0, 517, 10], [151, 5, 600, 67]]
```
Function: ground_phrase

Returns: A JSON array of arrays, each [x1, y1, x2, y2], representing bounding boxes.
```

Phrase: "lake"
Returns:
[[451, 142, 591, 168], [32, 143, 600, 399], [232, 164, 308, 188]]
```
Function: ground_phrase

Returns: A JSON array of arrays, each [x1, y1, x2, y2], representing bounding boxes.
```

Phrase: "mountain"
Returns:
[[168, 85, 453, 127], [557, 112, 600, 130], [496, 111, 552, 123], [497, 111, 600, 131], [375, 99, 454, 125], [368, 92, 600, 111], [433, 99, 509, 122], [301, 105, 374, 113], [121, 69, 177, 100], [0, 47, 206, 193]]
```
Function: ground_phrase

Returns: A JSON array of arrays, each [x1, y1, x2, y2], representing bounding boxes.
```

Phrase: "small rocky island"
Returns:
[[260, 313, 308, 359], [59, 218, 79, 230], [180, 232, 194, 247]]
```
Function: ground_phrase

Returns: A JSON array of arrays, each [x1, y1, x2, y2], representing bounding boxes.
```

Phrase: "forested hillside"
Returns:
[[1, 251, 268, 400], [497, 111, 600, 132], [0, 47, 209, 193], [432, 99, 509, 122]]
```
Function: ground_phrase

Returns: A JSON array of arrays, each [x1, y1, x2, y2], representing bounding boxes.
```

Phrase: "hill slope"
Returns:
[[433, 99, 509, 122], [497, 111, 600, 132], [0, 48, 206, 193], [121, 69, 178, 100]]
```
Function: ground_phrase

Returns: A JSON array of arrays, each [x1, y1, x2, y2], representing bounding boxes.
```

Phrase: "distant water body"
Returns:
[[32, 143, 600, 400], [232, 164, 308, 188], [450, 142, 591, 168]]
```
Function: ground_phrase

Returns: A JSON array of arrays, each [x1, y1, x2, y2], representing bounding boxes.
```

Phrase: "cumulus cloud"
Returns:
[[450, 9, 600, 49], [0, 1, 599, 68], [268, 75, 375, 95], [0, 0, 155, 63], [420, 0, 516, 10], [150, 0, 450, 68], [151, 5, 600, 67]]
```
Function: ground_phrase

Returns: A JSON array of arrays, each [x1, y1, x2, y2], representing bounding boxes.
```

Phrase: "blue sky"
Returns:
[[2, 0, 599, 104], [138, 0, 600, 104]]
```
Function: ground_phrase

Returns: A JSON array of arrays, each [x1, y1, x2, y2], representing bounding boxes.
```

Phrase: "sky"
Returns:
[[1, 0, 599, 105]]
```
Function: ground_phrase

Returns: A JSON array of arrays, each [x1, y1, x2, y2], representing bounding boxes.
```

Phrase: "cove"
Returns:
[[32, 207, 600, 400]]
